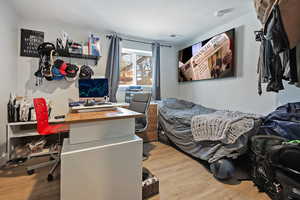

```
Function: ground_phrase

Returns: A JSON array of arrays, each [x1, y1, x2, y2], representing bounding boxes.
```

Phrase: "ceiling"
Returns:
[[11, 0, 254, 44]]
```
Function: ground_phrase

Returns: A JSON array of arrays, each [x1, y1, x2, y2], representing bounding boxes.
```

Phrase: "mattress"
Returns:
[[158, 98, 261, 163]]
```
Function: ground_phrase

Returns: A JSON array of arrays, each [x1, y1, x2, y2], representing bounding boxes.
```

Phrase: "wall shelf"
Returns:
[[56, 49, 100, 65]]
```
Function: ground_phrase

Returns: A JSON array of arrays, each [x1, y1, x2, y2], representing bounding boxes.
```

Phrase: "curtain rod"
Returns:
[[106, 35, 172, 48]]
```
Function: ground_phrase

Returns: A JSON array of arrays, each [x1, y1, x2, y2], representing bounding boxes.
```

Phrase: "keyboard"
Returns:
[[95, 102, 112, 106]]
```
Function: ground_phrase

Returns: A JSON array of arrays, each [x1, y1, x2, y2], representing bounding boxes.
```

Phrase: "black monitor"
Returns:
[[79, 78, 109, 98]]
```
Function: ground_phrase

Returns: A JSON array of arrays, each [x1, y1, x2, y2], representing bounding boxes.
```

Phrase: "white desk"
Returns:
[[61, 135, 142, 200], [61, 107, 143, 200]]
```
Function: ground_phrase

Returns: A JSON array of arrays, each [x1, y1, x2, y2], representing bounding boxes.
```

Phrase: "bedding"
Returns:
[[158, 98, 261, 163], [191, 110, 261, 144]]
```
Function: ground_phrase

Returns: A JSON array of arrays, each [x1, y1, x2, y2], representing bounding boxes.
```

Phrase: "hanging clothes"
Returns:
[[257, 35, 273, 95], [264, 4, 289, 54], [256, 2, 300, 94], [281, 50, 290, 80], [297, 45, 300, 88], [288, 48, 298, 84], [265, 51, 284, 93]]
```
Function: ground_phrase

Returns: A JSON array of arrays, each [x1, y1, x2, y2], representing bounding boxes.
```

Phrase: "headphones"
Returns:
[[37, 42, 56, 56]]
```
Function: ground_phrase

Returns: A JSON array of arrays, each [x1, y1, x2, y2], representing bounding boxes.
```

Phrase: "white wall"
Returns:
[[0, 0, 18, 159], [176, 11, 291, 115], [16, 19, 178, 117], [276, 81, 300, 106]]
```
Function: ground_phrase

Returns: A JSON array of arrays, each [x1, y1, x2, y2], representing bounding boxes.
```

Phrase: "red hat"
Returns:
[[59, 62, 68, 76]]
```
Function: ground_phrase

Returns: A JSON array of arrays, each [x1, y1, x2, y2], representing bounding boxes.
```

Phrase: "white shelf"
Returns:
[[8, 119, 65, 126], [10, 129, 39, 138], [6, 117, 66, 160], [8, 121, 37, 126]]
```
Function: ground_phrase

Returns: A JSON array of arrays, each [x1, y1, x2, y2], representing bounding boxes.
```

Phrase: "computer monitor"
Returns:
[[79, 78, 109, 99]]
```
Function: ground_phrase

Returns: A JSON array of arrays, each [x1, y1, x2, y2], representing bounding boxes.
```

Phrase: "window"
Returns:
[[120, 48, 152, 86]]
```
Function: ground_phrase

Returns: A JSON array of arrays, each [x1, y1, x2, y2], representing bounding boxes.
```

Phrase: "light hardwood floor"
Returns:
[[0, 142, 270, 200], [144, 142, 270, 200]]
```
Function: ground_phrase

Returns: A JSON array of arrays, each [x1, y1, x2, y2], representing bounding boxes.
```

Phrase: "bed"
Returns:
[[158, 98, 261, 164]]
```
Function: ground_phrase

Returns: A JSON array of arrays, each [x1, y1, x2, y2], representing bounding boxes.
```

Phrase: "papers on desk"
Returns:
[[105, 112, 123, 117]]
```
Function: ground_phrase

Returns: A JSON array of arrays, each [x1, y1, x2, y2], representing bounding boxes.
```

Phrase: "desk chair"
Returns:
[[26, 98, 69, 181], [128, 93, 151, 160]]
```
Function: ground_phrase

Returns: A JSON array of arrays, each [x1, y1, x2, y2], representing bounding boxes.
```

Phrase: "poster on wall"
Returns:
[[20, 29, 44, 58], [178, 29, 235, 82]]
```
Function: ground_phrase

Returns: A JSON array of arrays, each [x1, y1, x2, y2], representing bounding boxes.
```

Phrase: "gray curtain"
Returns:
[[152, 42, 161, 100], [105, 34, 121, 102]]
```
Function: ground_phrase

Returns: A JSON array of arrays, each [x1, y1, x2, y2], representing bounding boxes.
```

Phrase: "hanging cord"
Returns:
[[50, 50, 55, 66], [49, 50, 55, 79]]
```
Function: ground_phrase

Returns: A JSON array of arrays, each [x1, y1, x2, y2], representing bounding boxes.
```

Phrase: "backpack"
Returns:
[[250, 135, 300, 200]]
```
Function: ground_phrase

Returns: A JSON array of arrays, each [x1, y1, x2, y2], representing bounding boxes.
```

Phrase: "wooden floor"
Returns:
[[144, 143, 270, 200], [0, 157, 60, 200], [0, 142, 270, 200]]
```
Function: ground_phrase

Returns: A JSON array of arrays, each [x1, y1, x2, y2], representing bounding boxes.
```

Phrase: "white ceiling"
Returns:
[[11, 0, 253, 44]]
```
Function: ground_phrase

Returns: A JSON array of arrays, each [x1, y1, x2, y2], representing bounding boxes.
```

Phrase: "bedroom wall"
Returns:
[[176, 11, 290, 115], [0, 0, 18, 161], [16, 18, 178, 117]]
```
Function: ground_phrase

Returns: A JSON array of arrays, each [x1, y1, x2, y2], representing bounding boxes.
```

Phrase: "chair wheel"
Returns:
[[47, 174, 54, 182], [143, 155, 149, 161], [27, 169, 35, 175]]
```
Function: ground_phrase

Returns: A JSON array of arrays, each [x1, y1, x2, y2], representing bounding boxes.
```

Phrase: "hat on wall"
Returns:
[[53, 59, 64, 69], [79, 65, 94, 79], [59, 62, 68, 76], [52, 59, 68, 76], [64, 63, 79, 82], [66, 63, 79, 78], [52, 67, 64, 80]]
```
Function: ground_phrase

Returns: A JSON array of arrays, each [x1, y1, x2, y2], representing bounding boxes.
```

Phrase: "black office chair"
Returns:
[[129, 93, 152, 160]]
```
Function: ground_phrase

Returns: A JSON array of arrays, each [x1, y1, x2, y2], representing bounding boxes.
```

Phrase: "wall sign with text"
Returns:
[[20, 29, 44, 57]]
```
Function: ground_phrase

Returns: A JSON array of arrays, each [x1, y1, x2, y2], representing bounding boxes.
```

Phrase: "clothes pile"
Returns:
[[254, 0, 300, 95], [260, 102, 300, 140]]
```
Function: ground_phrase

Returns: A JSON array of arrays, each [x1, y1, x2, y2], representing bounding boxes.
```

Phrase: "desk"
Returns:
[[65, 107, 142, 144], [61, 107, 143, 200], [69, 102, 158, 142]]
